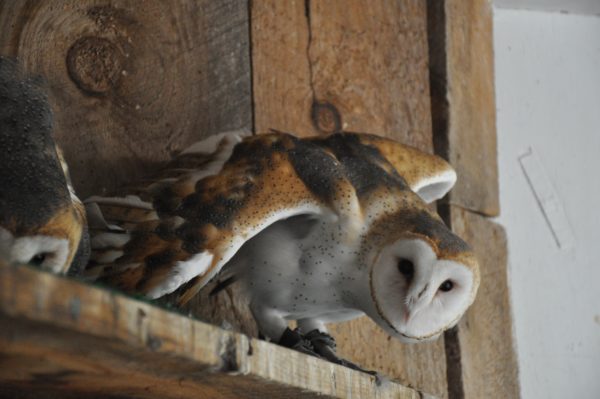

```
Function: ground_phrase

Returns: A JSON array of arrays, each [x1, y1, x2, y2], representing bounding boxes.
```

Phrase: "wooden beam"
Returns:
[[429, 2, 519, 397], [0, 0, 252, 198], [428, 0, 500, 216], [251, 1, 448, 397], [0, 263, 423, 399], [443, 207, 520, 399]]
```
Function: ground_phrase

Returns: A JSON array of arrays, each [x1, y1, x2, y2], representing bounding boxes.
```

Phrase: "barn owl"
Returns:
[[85, 130, 479, 371], [0, 57, 89, 275]]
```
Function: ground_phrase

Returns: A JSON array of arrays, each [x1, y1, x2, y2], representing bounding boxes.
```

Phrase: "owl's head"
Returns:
[[366, 214, 479, 342], [0, 57, 88, 274]]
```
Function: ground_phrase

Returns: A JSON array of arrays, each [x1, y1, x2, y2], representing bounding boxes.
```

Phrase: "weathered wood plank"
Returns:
[[0, 0, 252, 198], [251, 0, 314, 137], [427, 0, 499, 216], [0, 264, 423, 399], [430, 3, 514, 396], [443, 207, 520, 399], [252, 0, 433, 151], [252, 1, 447, 397]]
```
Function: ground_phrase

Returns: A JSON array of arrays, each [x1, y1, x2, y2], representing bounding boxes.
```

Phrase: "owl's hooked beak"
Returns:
[[404, 285, 431, 326]]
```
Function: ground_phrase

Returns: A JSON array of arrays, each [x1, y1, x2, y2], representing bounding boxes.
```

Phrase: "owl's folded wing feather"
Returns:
[[352, 133, 457, 203], [85, 131, 354, 305]]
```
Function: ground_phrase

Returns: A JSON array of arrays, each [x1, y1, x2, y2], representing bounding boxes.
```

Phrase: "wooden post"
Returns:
[[428, 0, 500, 217], [427, 1, 520, 398], [445, 207, 520, 399]]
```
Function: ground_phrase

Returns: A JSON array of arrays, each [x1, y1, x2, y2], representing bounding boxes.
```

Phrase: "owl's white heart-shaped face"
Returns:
[[369, 238, 478, 342], [0, 227, 70, 273]]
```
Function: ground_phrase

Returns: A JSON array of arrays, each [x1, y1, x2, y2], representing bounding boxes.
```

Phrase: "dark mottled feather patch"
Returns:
[[153, 184, 182, 215], [179, 192, 245, 228], [288, 138, 342, 204], [175, 135, 282, 233], [153, 218, 179, 240], [316, 133, 409, 197], [175, 222, 207, 253], [145, 249, 178, 270]]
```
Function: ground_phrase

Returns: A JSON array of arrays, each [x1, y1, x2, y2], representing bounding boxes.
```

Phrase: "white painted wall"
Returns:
[[496, 0, 600, 16], [493, 8, 600, 399]]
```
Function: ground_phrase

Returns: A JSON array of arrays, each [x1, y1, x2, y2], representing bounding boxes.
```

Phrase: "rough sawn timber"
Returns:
[[0, 0, 252, 199], [0, 263, 424, 399], [428, 0, 500, 216], [442, 207, 520, 399], [428, 2, 519, 398]]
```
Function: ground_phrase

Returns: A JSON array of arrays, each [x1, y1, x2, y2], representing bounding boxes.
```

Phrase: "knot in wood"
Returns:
[[67, 37, 123, 95], [311, 101, 342, 134]]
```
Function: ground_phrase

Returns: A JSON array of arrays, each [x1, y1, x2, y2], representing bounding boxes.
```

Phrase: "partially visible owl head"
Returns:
[[0, 57, 88, 274], [360, 173, 479, 343]]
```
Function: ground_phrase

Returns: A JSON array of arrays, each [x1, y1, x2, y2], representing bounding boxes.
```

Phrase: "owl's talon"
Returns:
[[304, 329, 336, 349], [305, 329, 377, 375], [277, 327, 319, 357]]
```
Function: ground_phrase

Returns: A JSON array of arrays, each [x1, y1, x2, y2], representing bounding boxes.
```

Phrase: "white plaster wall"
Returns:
[[496, 0, 600, 16], [493, 8, 600, 399]]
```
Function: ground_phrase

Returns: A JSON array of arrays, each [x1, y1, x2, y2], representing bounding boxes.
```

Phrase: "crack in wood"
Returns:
[[248, 0, 256, 135], [304, 0, 316, 103]]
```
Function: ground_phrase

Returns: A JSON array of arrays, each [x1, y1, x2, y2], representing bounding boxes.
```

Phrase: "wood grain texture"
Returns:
[[0, 264, 422, 399], [252, 1, 447, 397], [445, 207, 520, 399], [428, 0, 499, 216], [252, 0, 433, 151], [330, 318, 447, 397], [0, 0, 252, 198]]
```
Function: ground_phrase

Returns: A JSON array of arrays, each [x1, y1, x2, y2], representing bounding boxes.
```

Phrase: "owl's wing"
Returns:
[[351, 133, 457, 203], [86, 131, 351, 305]]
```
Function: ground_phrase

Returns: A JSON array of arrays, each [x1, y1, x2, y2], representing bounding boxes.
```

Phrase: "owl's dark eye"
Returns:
[[439, 280, 454, 292], [397, 258, 414, 284], [29, 253, 47, 266]]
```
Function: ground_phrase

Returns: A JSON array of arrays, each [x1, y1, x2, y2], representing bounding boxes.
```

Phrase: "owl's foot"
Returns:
[[277, 327, 318, 356], [304, 329, 377, 376]]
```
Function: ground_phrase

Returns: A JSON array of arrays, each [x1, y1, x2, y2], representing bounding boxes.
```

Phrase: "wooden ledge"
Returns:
[[0, 263, 425, 399]]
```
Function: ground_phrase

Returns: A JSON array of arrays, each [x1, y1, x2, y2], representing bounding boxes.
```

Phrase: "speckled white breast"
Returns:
[[226, 215, 366, 323]]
